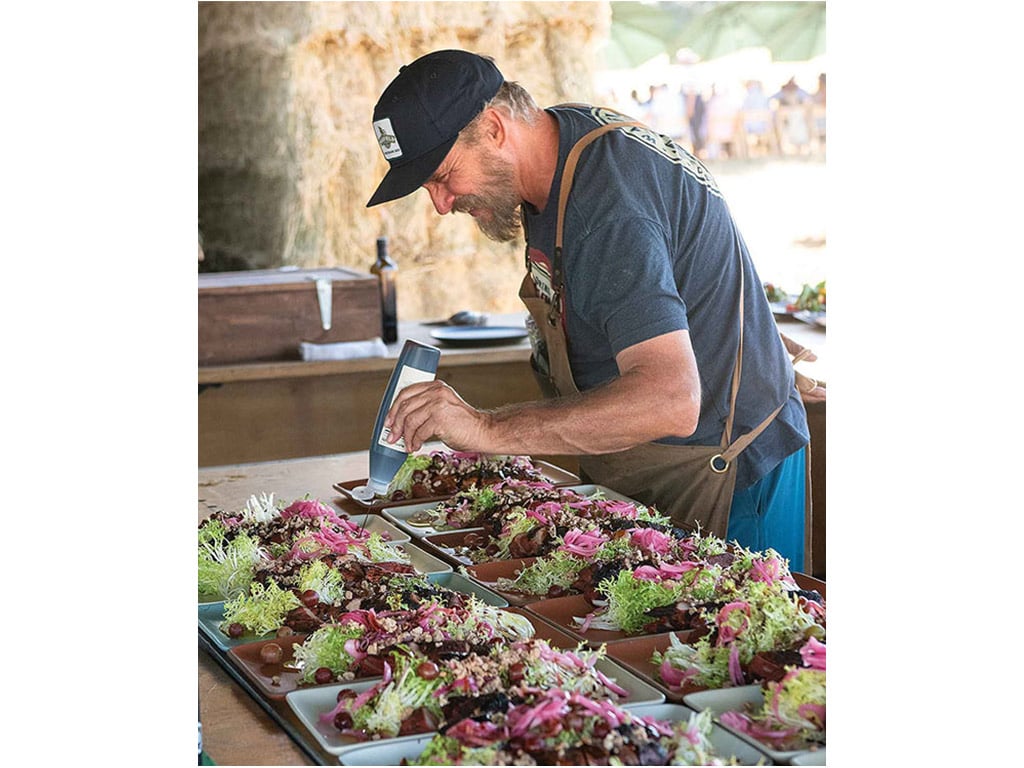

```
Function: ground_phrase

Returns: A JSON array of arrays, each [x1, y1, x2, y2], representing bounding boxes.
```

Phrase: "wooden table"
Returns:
[[198, 416, 827, 764]]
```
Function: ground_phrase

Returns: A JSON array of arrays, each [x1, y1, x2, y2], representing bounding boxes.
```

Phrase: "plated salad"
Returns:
[[443, 485, 674, 565], [290, 599, 535, 685], [413, 689, 739, 765], [494, 524, 726, 606], [220, 561, 472, 640], [560, 535, 814, 639], [198, 493, 400, 603], [718, 637, 826, 751], [382, 450, 546, 501], [318, 637, 628, 740], [651, 572, 826, 694], [405, 478, 580, 531]]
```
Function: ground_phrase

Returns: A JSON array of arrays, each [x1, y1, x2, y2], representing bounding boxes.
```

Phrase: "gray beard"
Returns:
[[454, 195, 522, 242], [451, 152, 523, 242]]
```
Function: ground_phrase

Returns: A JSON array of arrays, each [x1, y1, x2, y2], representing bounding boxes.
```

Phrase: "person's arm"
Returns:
[[383, 329, 701, 455]]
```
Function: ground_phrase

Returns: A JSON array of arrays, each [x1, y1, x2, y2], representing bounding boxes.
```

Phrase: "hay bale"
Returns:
[[199, 1, 612, 318]]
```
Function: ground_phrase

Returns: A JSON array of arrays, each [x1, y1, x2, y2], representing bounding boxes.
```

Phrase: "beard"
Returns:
[[452, 153, 522, 242]]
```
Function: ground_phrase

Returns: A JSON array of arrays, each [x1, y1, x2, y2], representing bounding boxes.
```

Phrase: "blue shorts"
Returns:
[[726, 447, 806, 572]]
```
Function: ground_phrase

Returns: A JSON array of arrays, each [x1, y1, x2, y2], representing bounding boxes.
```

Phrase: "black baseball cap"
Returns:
[[366, 50, 504, 207]]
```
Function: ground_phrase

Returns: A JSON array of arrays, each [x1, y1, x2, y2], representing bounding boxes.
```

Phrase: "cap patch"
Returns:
[[373, 118, 402, 159]]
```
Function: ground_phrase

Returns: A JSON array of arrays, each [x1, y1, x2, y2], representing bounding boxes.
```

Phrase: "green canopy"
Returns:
[[604, 1, 826, 68]]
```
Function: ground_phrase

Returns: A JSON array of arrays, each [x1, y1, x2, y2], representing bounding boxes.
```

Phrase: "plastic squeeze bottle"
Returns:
[[354, 339, 441, 501]]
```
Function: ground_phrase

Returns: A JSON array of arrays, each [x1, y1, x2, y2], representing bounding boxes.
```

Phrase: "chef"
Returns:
[[365, 50, 811, 571]]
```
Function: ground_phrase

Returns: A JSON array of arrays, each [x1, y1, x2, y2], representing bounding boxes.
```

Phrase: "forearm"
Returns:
[[476, 370, 698, 455]]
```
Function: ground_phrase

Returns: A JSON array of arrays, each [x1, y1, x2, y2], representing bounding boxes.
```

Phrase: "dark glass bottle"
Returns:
[[371, 237, 398, 343]]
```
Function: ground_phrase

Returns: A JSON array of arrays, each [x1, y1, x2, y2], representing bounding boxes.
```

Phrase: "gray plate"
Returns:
[[199, 545, 451, 649], [337, 701, 772, 765], [424, 571, 507, 607], [288, 651, 662, 757], [381, 483, 641, 539]]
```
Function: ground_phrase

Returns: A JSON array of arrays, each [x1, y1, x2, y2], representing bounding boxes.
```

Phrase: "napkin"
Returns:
[[299, 338, 388, 361]]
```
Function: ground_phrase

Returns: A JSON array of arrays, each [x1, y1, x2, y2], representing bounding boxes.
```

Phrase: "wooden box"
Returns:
[[199, 267, 382, 365]]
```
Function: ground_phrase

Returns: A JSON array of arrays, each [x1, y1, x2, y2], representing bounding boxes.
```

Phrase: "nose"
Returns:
[[425, 183, 455, 215]]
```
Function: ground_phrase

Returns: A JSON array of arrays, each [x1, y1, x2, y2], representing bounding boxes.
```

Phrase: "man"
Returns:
[[366, 50, 811, 570]]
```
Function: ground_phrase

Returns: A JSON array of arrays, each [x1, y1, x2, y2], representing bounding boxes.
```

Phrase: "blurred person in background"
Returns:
[[771, 76, 812, 155]]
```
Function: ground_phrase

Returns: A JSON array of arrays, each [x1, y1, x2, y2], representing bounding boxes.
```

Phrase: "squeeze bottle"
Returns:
[[364, 339, 441, 497]]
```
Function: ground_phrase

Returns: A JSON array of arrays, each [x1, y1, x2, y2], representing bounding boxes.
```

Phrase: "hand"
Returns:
[[800, 384, 826, 404], [383, 380, 488, 453], [780, 332, 817, 362]]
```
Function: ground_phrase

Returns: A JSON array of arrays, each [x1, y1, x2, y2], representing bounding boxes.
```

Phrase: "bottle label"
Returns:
[[377, 365, 436, 450]]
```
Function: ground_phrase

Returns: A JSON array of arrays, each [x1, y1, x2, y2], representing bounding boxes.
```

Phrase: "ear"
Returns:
[[480, 107, 507, 148]]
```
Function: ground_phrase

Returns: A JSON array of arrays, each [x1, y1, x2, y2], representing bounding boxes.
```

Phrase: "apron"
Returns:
[[519, 120, 786, 538]]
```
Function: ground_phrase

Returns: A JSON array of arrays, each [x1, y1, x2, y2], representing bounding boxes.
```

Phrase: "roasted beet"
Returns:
[[441, 692, 509, 724]]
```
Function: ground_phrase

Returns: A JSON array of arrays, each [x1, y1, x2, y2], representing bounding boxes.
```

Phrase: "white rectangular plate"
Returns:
[[684, 685, 822, 762]]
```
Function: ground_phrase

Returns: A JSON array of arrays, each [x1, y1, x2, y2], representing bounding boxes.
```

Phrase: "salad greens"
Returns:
[[720, 665, 826, 748], [197, 523, 266, 601], [221, 580, 300, 636], [653, 581, 825, 690], [292, 623, 367, 681], [291, 598, 535, 684], [386, 454, 433, 497]]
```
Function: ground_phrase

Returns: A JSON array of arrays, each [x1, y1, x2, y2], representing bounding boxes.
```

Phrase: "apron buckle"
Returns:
[[709, 454, 730, 473]]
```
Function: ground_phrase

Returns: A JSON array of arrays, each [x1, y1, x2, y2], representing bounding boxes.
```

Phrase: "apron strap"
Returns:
[[547, 120, 644, 325]]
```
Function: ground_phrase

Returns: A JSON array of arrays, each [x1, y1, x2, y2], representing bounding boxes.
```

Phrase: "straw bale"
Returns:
[[199, 1, 611, 318]]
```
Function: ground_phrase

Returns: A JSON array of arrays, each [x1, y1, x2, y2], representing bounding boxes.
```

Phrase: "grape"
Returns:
[[416, 660, 440, 680], [314, 667, 334, 684], [259, 643, 283, 664]]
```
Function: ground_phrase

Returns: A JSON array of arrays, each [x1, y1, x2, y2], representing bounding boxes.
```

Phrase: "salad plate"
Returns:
[[396, 542, 453, 576], [333, 459, 579, 510], [793, 571, 826, 599], [418, 529, 485, 567], [524, 593, 697, 647], [286, 651, 664, 756], [424, 571, 508, 607], [794, 310, 826, 329], [790, 748, 827, 765], [199, 547, 453, 652], [622, 703, 775, 765], [336, 733, 443, 766], [340, 512, 410, 545], [602, 632, 686, 702], [683, 685, 823, 763], [336, 703, 774, 766], [461, 557, 540, 606], [770, 300, 798, 317], [227, 633, 313, 700], [381, 483, 638, 539], [198, 601, 262, 652]]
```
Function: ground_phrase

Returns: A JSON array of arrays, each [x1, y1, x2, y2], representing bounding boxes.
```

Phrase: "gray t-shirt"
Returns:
[[522, 105, 809, 491]]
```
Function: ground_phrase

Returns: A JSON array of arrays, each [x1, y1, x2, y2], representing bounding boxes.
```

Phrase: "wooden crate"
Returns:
[[199, 267, 382, 365]]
